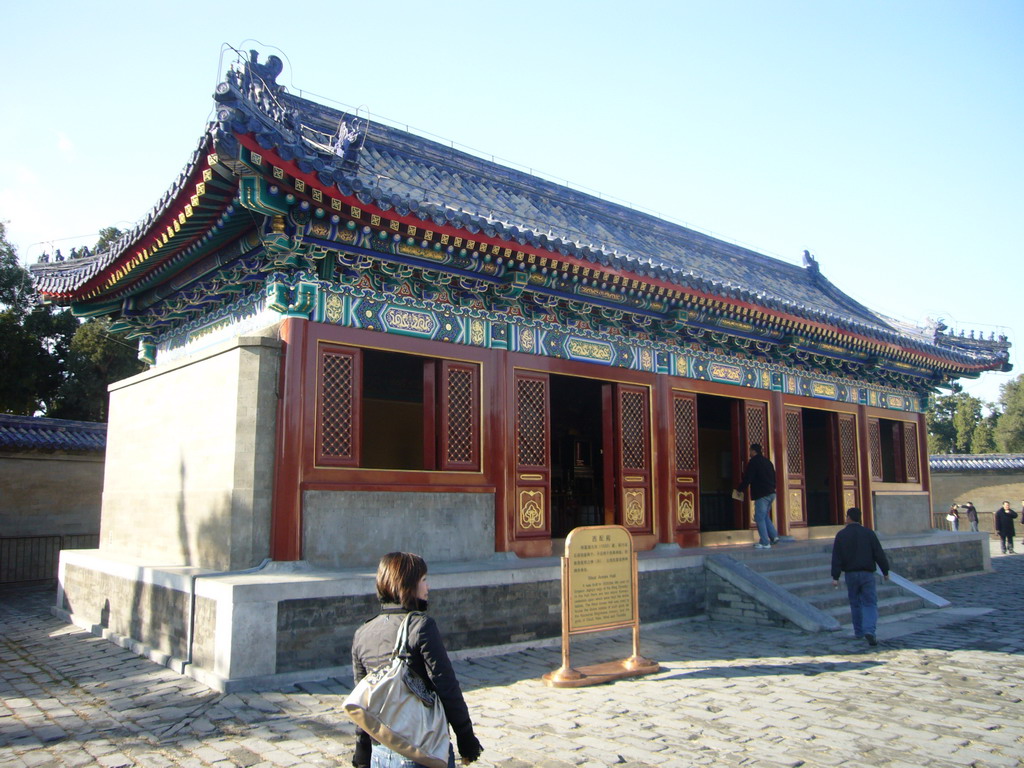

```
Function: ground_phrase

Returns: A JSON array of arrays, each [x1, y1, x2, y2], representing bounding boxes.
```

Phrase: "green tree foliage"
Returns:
[[0, 221, 34, 314], [927, 390, 1000, 455], [0, 222, 145, 419], [971, 413, 997, 453], [952, 394, 985, 453], [94, 226, 122, 254], [994, 375, 1024, 453], [50, 317, 145, 421], [926, 393, 959, 454]]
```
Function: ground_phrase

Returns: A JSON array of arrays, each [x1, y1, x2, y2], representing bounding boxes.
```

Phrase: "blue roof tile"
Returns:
[[0, 414, 107, 453], [929, 454, 1024, 473]]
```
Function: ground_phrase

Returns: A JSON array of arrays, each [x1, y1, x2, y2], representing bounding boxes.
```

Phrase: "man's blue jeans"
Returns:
[[844, 570, 879, 637], [754, 493, 778, 545]]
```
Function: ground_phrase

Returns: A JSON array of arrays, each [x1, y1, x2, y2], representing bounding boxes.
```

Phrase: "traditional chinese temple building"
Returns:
[[32, 52, 1010, 689]]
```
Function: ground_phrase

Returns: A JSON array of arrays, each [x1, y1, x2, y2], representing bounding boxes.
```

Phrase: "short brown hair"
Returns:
[[376, 552, 428, 610]]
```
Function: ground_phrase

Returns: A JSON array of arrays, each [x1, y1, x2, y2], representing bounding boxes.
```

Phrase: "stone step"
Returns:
[[785, 576, 900, 600], [822, 594, 930, 625], [729, 543, 934, 628], [750, 564, 833, 585]]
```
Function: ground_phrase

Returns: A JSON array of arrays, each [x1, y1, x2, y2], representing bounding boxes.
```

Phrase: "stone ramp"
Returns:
[[714, 539, 950, 633]]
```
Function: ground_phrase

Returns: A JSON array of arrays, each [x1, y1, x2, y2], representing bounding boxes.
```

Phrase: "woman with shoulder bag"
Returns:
[[351, 552, 483, 768]]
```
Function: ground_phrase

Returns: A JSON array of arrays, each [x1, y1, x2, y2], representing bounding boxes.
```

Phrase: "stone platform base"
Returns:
[[54, 531, 987, 691]]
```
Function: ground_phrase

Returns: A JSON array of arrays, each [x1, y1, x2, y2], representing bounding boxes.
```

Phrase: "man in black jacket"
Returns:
[[736, 443, 779, 549], [831, 507, 889, 646]]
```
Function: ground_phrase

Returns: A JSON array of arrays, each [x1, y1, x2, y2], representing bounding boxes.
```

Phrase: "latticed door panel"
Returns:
[[438, 361, 480, 471], [740, 400, 770, 531], [513, 371, 550, 538], [615, 384, 652, 534], [837, 413, 860, 512], [903, 421, 920, 484], [316, 344, 361, 467], [784, 407, 806, 527], [745, 402, 769, 455], [867, 418, 883, 482], [672, 391, 699, 532]]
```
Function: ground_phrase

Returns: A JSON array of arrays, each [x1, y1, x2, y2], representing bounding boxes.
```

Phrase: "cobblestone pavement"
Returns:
[[3, 544, 1023, 768]]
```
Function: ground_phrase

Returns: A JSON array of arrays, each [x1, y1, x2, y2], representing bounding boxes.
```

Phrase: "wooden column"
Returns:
[[270, 316, 309, 561], [856, 404, 875, 529], [917, 411, 931, 496], [769, 391, 787, 536]]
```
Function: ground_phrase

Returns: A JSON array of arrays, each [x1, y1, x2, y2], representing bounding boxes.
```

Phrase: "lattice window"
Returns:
[[904, 422, 920, 483], [673, 395, 697, 473], [320, 351, 355, 459], [785, 410, 804, 476], [839, 417, 857, 477], [444, 366, 475, 467], [621, 390, 647, 470], [868, 419, 883, 482], [746, 403, 768, 453], [516, 378, 547, 467]]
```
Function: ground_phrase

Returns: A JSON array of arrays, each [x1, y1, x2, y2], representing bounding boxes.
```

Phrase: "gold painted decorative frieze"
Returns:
[[788, 490, 803, 521], [676, 490, 695, 524], [519, 489, 545, 530], [624, 489, 646, 527]]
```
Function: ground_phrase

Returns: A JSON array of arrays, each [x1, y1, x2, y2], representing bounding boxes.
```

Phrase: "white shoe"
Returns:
[[753, 543, 771, 549]]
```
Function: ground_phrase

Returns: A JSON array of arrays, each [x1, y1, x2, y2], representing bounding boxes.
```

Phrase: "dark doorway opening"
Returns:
[[361, 348, 425, 470], [803, 409, 834, 526], [697, 394, 738, 532], [550, 375, 606, 538]]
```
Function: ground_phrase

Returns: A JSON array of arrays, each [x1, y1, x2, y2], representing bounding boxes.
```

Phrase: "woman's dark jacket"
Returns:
[[351, 604, 474, 765]]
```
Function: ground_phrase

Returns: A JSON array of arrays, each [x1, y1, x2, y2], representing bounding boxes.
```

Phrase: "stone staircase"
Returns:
[[719, 539, 949, 632]]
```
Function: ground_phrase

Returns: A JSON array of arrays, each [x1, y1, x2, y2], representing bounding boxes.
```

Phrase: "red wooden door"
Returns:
[[613, 384, 654, 535], [671, 390, 700, 542], [867, 417, 883, 482], [437, 360, 480, 472], [836, 412, 860, 518], [739, 399, 770, 531], [784, 406, 807, 529], [315, 343, 361, 468], [513, 371, 551, 540]]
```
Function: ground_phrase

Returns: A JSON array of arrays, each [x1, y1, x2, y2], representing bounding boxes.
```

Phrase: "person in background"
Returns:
[[961, 502, 979, 533], [831, 507, 890, 647], [351, 552, 483, 768], [736, 443, 779, 550], [994, 501, 1017, 555], [947, 503, 960, 532]]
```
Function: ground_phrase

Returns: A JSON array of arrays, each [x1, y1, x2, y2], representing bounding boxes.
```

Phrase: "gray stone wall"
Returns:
[[61, 562, 214, 664], [931, 471, 1024, 528], [872, 492, 932, 534], [706, 573, 790, 627], [275, 560, 706, 675], [0, 452, 103, 537], [885, 537, 987, 581], [302, 491, 496, 569], [100, 333, 280, 570]]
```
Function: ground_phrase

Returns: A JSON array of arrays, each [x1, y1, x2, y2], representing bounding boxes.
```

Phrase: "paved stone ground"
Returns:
[[2, 543, 1023, 768]]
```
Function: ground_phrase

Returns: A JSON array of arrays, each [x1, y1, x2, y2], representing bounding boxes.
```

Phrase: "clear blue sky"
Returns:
[[2, 1, 1021, 403]]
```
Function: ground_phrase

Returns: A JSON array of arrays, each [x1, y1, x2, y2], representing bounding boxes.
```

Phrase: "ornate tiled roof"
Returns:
[[0, 414, 106, 453], [929, 454, 1024, 473], [30, 50, 1011, 382]]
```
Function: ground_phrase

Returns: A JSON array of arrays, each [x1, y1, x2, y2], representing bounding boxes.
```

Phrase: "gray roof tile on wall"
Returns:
[[0, 414, 106, 453], [929, 454, 1024, 473]]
